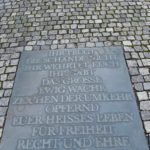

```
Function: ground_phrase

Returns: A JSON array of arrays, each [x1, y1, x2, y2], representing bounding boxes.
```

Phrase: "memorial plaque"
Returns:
[[0, 47, 148, 150]]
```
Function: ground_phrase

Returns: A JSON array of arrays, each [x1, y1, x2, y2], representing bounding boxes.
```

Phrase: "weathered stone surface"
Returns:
[[140, 101, 150, 111], [3, 81, 14, 89], [0, 0, 149, 146], [142, 111, 150, 121], [142, 59, 150, 66], [0, 47, 148, 150], [137, 92, 148, 101], [139, 68, 149, 75], [0, 117, 5, 127], [0, 107, 7, 116], [123, 41, 132, 46], [144, 83, 150, 90], [6, 66, 17, 73], [0, 98, 9, 106], [0, 129, 2, 138], [144, 121, 150, 133]]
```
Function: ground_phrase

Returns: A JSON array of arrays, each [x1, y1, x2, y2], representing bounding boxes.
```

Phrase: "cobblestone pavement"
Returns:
[[0, 0, 150, 145]]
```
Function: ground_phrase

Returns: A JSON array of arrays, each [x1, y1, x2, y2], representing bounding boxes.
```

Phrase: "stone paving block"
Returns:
[[25, 46, 33, 51], [144, 82, 150, 90], [139, 68, 149, 75], [6, 66, 17, 73], [123, 41, 132, 46], [127, 60, 138, 67], [0, 117, 4, 127], [142, 59, 150, 66], [0, 62, 4, 68], [3, 81, 14, 89], [0, 98, 9, 106], [0, 91, 4, 98], [0, 68, 5, 75], [137, 91, 148, 101], [142, 111, 150, 121], [0, 107, 7, 116], [144, 121, 150, 133], [0, 128, 2, 138], [132, 75, 144, 83], [140, 101, 150, 111], [0, 0, 149, 143], [0, 74, 7, 81]]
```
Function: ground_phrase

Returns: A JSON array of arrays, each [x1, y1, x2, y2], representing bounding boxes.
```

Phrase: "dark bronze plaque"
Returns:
[[0, 47, 148, 150]]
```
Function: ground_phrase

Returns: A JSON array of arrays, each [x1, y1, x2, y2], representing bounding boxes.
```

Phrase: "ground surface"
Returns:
[[0, 0, 150, 146]]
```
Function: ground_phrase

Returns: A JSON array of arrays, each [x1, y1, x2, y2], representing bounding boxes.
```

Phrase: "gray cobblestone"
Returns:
[[7, 73, 15, 80], [144, 121, 150, 133], [0, 107, 7, 116], [134, 83, 144, 91], [27, 41, 36, 46], [0, 117, 4, 127], [0, 98, 9, 106], [0, 129, 2, 138], [3, 81, 14, 89], [140, 101, 150, 111], [0, 61, 4, 67], [144, 83, 150, 90], [137, 92, 148, 101], [96, 42, 104, 47], [25, 46, 33, 51], [6, 66, 17, 73], [139, 68, 149, 75], [0, 68, 5, 75], [127, 60, 138, 67], [0, 91, 4, 98], [4, 90, 12, 97], [144, 76, 150, 82], [142, 59, 150, 66], [142, 111, 150, 121], [123, 41, 132, 46], [86, 42, 95, 47], [132, 75, 144, 83], [129, 68, 139, 75], [0, 0, 150, 139], [0, 74, 7, 81], [10, 59, 19, 66]]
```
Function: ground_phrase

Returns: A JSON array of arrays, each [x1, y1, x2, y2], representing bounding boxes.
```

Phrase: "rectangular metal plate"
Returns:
[[0, 47, 149, 150]]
